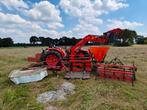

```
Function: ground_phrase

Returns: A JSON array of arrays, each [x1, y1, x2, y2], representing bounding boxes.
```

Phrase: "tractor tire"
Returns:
[[42, 51, 62, 68]]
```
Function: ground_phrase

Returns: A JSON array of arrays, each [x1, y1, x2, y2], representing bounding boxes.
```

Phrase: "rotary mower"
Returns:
[[27, 29, 137, 85]]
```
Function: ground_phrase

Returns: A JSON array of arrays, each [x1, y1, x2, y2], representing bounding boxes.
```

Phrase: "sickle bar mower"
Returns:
[[27, 33, 137, 84]]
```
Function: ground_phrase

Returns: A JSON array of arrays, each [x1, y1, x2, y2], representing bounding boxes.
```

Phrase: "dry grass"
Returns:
[[0, 45, 147, 110]]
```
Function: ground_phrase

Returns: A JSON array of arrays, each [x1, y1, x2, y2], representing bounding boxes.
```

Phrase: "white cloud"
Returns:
[[104, 0, 128, 11], [0, 12, 26, 25], [60, 0, 128, 18], [0, 1, 64, 42], [0, 12, 59, 43], [59, 0, 93, 17], [59, 0, 128, 37], [71, 18, 102, 37], [0, 0, 28, 10], [26, 1, 64, 30], [0, 0, 144, 43], [107, 19, 144, 29], [58, 31, 73, 38]]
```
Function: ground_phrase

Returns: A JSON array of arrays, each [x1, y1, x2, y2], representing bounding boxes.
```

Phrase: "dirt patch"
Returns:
[[44, 105, 58, 110], [37, 82, 75, 103]]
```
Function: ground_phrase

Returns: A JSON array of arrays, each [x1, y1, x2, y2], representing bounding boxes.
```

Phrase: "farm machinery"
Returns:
[[27, 29, 137, 85]]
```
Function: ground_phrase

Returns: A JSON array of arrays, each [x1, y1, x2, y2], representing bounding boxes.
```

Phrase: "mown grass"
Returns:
[[0, 45, 147, 110]]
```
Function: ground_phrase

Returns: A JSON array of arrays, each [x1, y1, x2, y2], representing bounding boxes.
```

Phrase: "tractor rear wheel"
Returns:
[[44, 51, 62, 69]]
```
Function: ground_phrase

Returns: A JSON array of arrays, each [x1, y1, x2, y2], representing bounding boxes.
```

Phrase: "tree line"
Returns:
[[29, 36, 81, 46], [29, 29, 147, 47], [0, 29, 147, 47]]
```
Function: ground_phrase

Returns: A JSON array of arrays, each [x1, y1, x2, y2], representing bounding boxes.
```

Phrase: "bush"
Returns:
[[144, 39, 147, 44], [136, 37, 147, 44]]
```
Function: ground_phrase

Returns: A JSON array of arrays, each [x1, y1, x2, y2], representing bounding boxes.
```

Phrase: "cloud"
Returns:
[[0, 10, 61, 42], [71, 18, 102, 37], [0, 0, 144, 43], [59, 0, 128, 18], [0, 12, 26, 25], [0, 1, 64, 42], [104, 0, 128, 11], [59, 0, 128, 37], [107, 19, 144, 29], [26, 1, 64, 30], [0, 11, 59, 42], [0, 0, 28, 10]]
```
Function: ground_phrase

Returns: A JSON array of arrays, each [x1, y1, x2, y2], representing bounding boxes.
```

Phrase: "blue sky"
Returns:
[[0, 0, 146, 43]]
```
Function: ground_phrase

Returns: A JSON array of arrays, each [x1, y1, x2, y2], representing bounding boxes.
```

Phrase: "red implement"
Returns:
[[97, 63, 136, 85], [89, 46, 109, 62]]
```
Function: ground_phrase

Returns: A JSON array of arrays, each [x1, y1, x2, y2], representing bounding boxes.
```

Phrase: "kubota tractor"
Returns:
[[28, 34, 108, 73], [27, 29, 137, 85]]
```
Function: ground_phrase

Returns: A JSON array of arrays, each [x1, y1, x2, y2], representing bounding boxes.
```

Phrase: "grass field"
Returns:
[[0, 45, 147, 110]]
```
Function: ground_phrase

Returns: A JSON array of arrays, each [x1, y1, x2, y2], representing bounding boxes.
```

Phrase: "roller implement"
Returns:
[[27, 29, 137, 85]]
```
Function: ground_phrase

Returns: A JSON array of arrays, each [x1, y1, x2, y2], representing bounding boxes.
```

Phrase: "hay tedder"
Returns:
[[27, 30, 137, 85]]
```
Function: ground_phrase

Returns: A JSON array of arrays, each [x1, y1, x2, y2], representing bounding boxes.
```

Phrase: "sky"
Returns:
[[0, 0, 146, 43]]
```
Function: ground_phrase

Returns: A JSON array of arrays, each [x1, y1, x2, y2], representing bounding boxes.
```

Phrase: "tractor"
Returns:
[[27, 29, 137, 85]]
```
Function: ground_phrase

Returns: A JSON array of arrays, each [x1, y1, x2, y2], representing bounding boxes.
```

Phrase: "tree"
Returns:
[[71, 37, 78, 45], [38, 37, 55, 46], [0, 38, 2, 47], [30, 36, 38, 44], [53, 38, 59, 46], [58, 36, 78, 46], [136, 35, 144, 44], [113, 29, 137, 46], [144, 37, 147, 44], [1, 37, 13, 47], [121, 29, 137, 45], [38, 37, 45, 45], [44, 37, 54, 47]]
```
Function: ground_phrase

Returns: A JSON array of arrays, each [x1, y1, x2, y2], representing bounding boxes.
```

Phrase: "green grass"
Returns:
[[0, 45, 147, 110]]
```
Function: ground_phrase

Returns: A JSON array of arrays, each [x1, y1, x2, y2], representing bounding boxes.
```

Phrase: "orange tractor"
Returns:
[[27, 29, 137, 85]]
